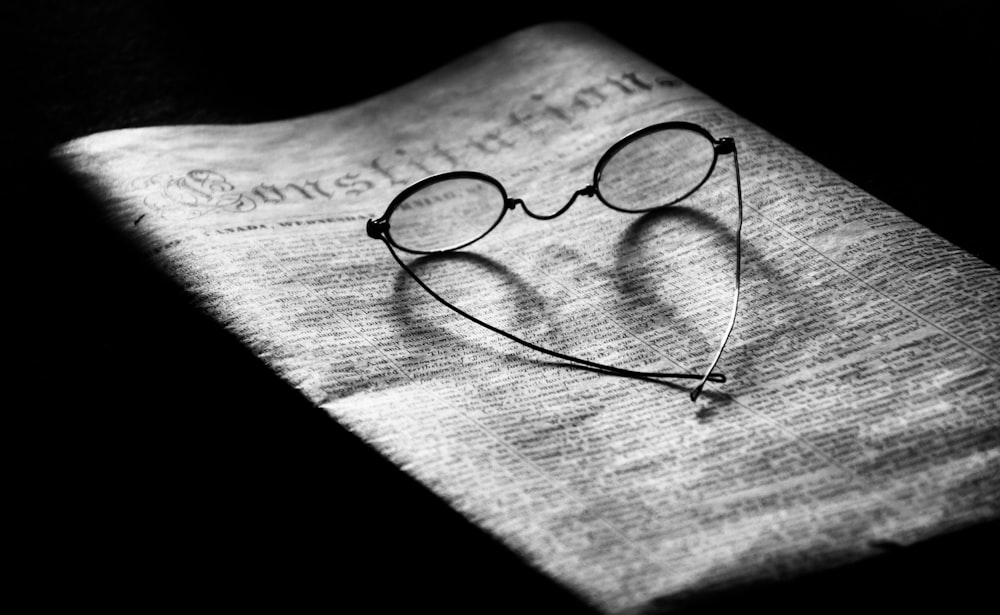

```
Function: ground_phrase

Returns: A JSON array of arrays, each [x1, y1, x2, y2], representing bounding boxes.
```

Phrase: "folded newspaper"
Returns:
[[57, 22, 999, 614]]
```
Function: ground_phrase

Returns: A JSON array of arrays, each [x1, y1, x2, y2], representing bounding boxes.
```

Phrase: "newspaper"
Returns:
[[57, 22, 999, 614]]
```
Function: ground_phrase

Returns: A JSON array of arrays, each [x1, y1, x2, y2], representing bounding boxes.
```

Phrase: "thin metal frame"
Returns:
[[367, 121, 743, 402]]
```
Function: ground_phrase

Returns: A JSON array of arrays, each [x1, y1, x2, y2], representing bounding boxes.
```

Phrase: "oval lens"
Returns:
[[597, 128, 716, 212], [387, 177, 506, 253]]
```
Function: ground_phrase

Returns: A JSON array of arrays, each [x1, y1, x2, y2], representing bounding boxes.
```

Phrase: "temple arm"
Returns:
[[690, 142, 743, 401], [380, 236, 724, 385]]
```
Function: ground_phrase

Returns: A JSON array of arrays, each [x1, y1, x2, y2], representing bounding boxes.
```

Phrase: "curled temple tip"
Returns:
[[690, 386, 704, 403], [691, 370, 725, 402]]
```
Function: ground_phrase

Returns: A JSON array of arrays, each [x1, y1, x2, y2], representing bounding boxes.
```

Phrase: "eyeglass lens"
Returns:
[[386, 127, 717, 252], [388, 177, 505, 253], [597, 128, 716, 211]]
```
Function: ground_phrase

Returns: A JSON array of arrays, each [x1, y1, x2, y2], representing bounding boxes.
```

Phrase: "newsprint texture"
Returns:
[[59, 23, 998, 614]]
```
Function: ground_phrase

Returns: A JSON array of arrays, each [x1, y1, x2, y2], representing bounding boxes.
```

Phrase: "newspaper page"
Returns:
[[57, 22, 999, 614]]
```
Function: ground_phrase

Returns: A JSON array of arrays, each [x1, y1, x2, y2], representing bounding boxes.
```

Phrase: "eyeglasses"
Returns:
[[366, 121, 743, 402]]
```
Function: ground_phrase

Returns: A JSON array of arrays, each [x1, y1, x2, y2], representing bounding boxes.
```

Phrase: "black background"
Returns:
[[7, 2, 997, 613]]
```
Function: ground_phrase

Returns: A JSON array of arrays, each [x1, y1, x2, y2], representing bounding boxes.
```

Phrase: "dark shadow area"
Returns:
[[648, 519, 1000, 615], [12, 153, 600, 613], [6, 2, 996, 613]]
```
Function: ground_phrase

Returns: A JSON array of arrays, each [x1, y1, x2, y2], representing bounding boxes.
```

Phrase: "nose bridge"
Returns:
[[516, 185, 596, 220]]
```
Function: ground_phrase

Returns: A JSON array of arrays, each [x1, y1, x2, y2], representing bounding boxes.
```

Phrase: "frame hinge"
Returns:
[[716, 137, 736, 155], [366, 218, 389, 239]]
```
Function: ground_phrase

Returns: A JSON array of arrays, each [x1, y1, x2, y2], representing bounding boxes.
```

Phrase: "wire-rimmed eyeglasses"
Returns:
[[366, 121, 743, 401]]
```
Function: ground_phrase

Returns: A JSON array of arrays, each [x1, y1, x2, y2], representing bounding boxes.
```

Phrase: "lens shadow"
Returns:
[[614, 205, 727, 355], [390, 251, 563, 370], [614, 203, 789, 405]]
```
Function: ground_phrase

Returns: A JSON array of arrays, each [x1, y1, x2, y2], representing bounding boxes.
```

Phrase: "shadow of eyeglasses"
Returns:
[[387, 207, 735, 390], [391, 251, 564, 371]]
